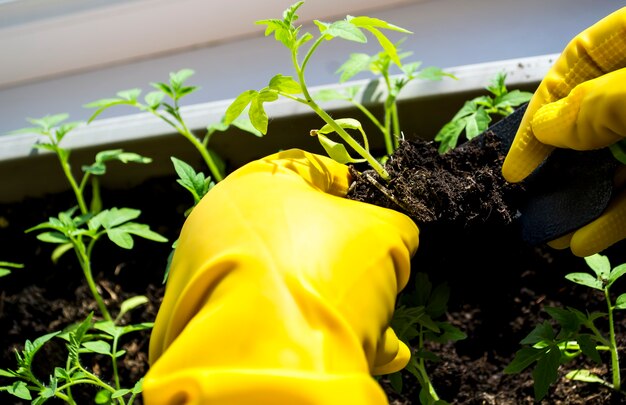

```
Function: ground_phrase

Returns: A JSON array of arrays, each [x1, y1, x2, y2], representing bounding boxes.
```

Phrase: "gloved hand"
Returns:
[[143, 149, 419, 404], [502, 7, 626, 257]]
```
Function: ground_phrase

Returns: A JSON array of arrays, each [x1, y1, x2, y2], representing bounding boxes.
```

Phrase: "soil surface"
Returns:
[[2, 130, 626, 404]]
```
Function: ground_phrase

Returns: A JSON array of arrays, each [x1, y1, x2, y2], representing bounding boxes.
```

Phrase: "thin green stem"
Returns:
[[150, 110, 224, 182], [58, 153, 88, 215], [74, 239, 112, 321], [111, 336, 121, 389], [295, 37, 390, 179], [606, 288, 621, 390]]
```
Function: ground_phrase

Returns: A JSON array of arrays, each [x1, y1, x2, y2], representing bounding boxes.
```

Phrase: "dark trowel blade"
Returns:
[[476, 103, 618, 246]]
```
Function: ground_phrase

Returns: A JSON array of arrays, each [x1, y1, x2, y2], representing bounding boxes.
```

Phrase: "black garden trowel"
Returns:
[[473, 103, 619, 246]]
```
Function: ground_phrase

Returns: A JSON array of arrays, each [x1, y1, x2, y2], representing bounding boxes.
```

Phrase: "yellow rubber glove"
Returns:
[[502, 7, 626, 257], [143, 149, 419, 405]]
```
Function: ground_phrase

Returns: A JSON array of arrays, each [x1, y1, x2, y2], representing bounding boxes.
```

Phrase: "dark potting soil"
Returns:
[[1, 131, 626, 404]]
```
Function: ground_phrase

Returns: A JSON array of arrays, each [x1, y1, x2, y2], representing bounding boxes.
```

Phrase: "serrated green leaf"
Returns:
[[577, 334, 601, 363], [322, 20, 366, 43], [117, 88, 142, 102], [336, 53, 372, 83], [248, 94, 271, 134], [268, 74, 301, 94], [495, 89, 532, 108], [504, 346, 548, 374], [544, 307, 581, 332], [144, 91, 165, 109], [532, 346, 561, 401], [150, 82, 174, 98], [363, 26, 401, 66], [225, 90, 257, 125], [28, 113, 69, 132], [169, 69, 195, 89], [82, 340, 111, 355], [416, 66, 456, 82], [465, 108, 491, 139], [434, 118, 466, 154], [107, 228, 134, 249]]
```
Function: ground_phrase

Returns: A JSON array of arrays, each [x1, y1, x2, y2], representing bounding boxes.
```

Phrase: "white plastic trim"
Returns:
[[0, 53, 556, 163]]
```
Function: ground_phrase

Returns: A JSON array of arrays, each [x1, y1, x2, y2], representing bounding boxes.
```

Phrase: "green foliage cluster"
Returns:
[[505, 253, 626, 400], [389, 273, 466, 405]]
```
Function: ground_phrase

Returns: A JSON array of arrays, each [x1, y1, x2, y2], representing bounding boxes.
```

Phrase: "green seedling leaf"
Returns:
[[132, 377, 144, 394], [268, 74, 302, 94], [151, 82, 174, 99], [416, 66, 457, 82], [317, 135, 362, 164], [336, 53, 372, 82], [225, 90, 258, 125], [544, 307, 581, 333], [170, 69, 195, 89], [495, 89, 532, 108], [565, 272, 603, 290], [608, 263, 626, 287], [615, 293, 626, 310], [532, 346, 561, 401], [117, 88, 142, 102], [0, 261, 23, 278], [172, 156, 210, 204], [107, 222, 167, 249], [577, 334, 601, 363], [28, 113, 70, 132], [349, 16, 412, 34], [82, 340, 111, 355], [7, 381, 31, 400], [144, 91, 165, 109], [464, 108, 491, 139], [434, 118, 466, 154], [388, 371, 403, 394], [36, 231, 70, 244], [83, 149, 152, 176], [584, 254, 611, 280], [249, 90, 278, 134], [610, 140, 626, 164], [565, 369, 610, 386], [319, 20, 367, 43], [0, 368, 15, 377], [51, 242, 73, 264], [504, 346, 549, 374], [520, 321, 555, 345], [118, 295, 149, 320], [112, 388, 131, 398], [95, 390, 112, 404]]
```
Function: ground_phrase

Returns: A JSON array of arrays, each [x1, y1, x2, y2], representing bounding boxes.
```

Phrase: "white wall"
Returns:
[[0, 0, 622, 135]]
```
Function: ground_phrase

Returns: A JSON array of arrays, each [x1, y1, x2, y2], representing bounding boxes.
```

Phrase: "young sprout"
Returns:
[[224, 1, 414, 180]]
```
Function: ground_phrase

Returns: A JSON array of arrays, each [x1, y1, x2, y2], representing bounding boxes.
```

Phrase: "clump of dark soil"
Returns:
[[1, 127, 626, 404]]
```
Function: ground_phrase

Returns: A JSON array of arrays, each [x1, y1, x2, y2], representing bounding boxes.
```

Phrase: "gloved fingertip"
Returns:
[[547, 232, 574, 250]]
